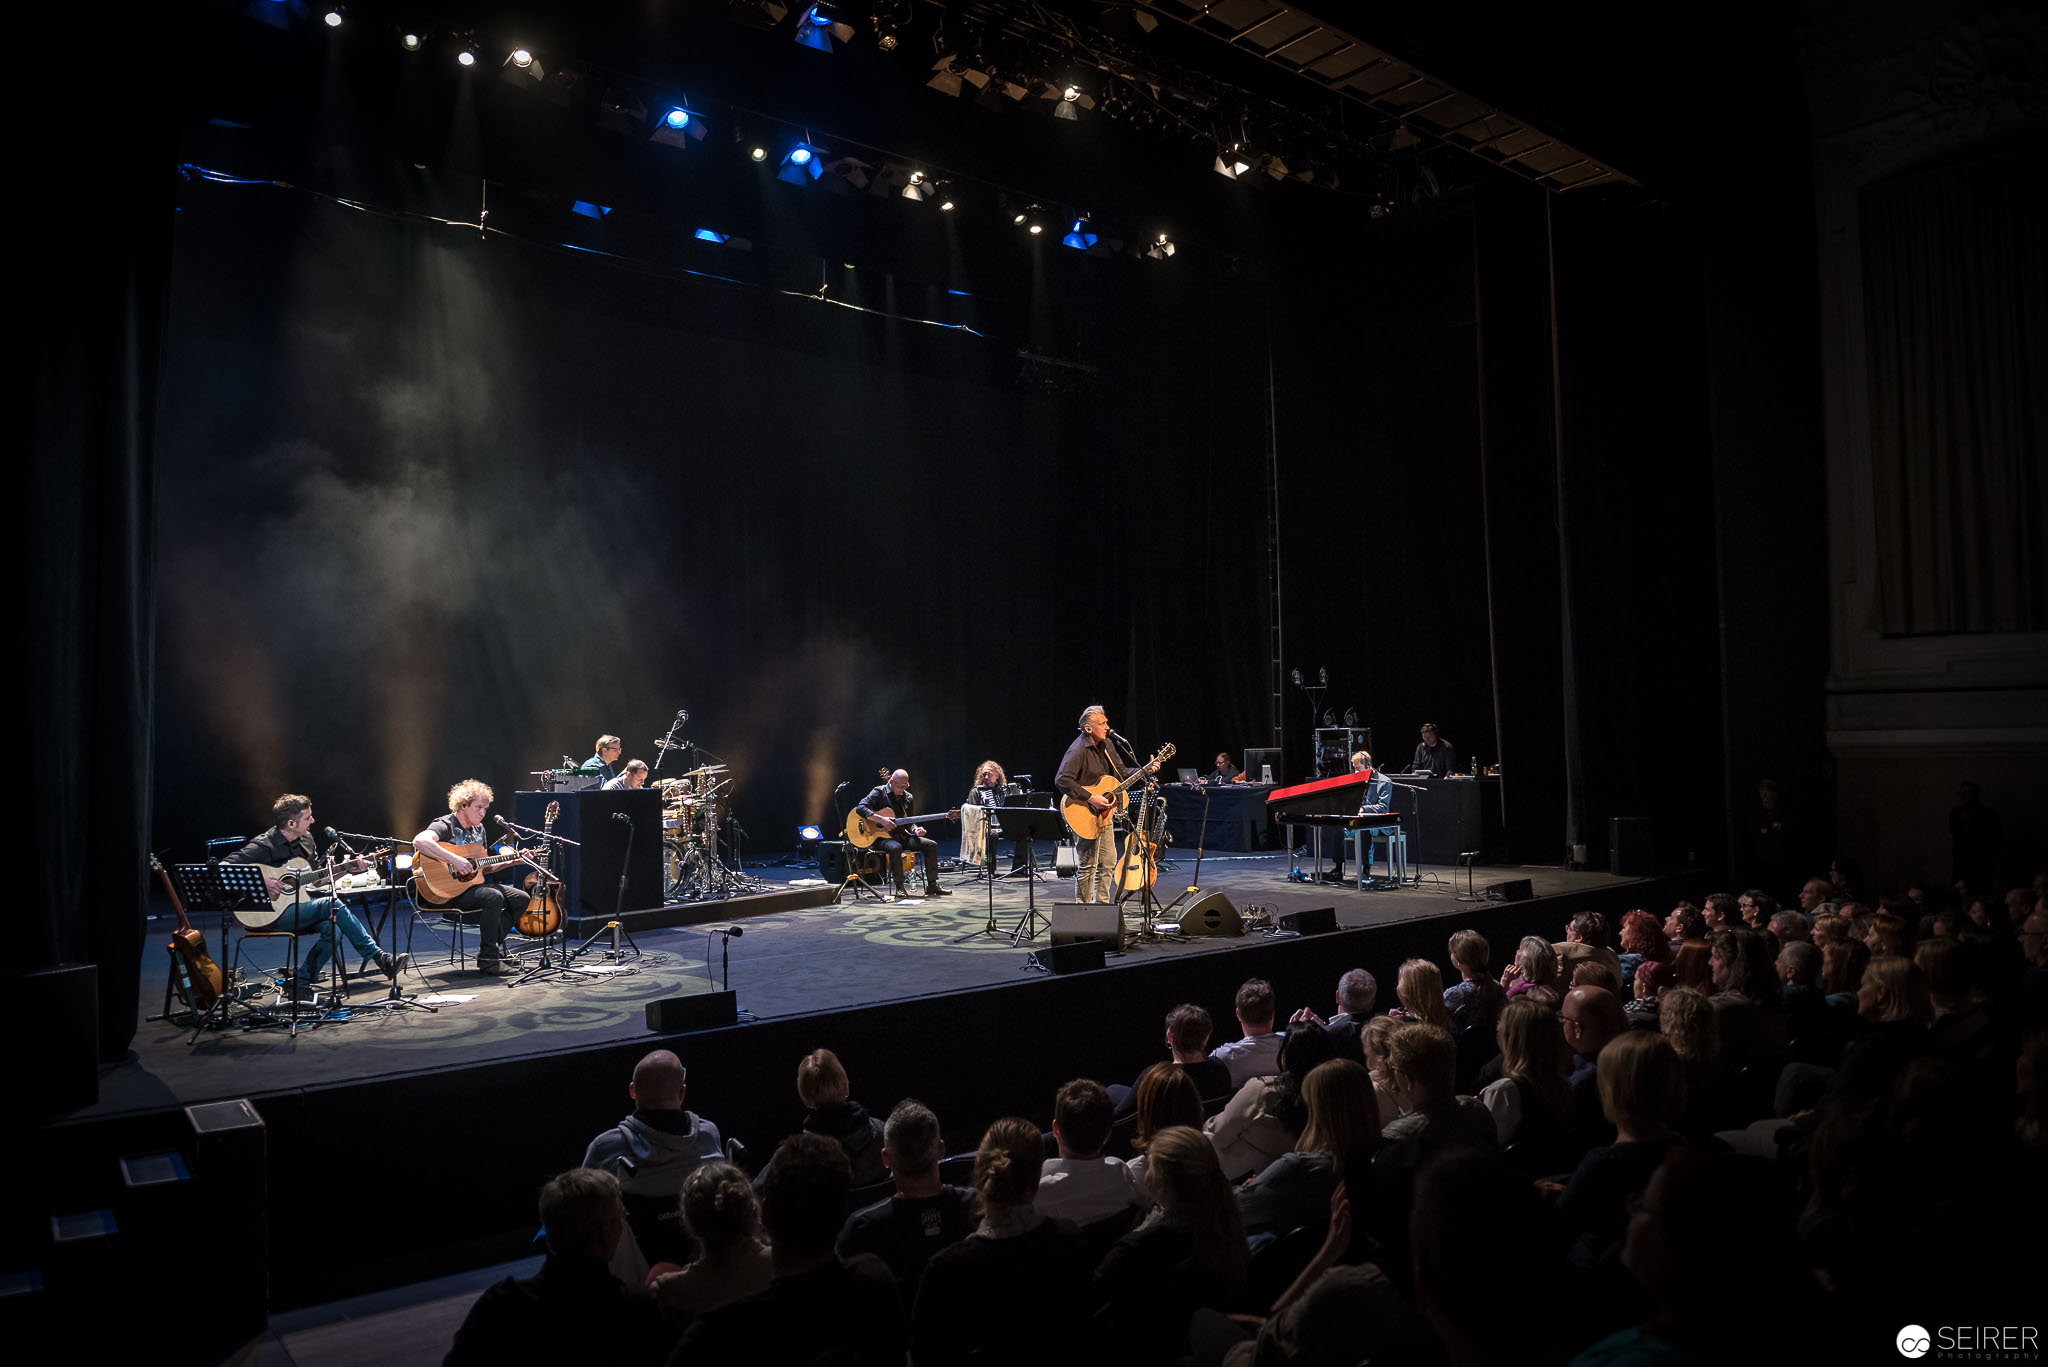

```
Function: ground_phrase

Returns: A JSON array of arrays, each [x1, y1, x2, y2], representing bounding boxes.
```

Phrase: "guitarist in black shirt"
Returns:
[[225, 793, 411, 995], [855, 770, 952, 901]]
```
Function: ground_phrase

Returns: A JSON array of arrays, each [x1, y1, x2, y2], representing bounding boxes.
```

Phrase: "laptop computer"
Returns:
[[1176, 767, 1200, 784]]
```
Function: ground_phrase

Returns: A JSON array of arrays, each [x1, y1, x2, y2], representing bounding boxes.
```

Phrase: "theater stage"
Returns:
[[34, 853, 1701, 1316]]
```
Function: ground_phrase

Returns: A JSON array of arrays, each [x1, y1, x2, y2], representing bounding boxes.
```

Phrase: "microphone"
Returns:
[[610, 812, 632, 824], [676, 709, 690, 719], [323, 826, 357, 854], [712, 925, 744, 937], [493, 815, 511, 828]]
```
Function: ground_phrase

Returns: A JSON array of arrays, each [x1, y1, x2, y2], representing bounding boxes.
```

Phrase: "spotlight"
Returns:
[[510, 48, 533, 67], [1145, 232, 1175, 260], [401, 32, 420, 50], [323, 8, 343, 28], [651, 106, 706, 149], [823, 155, 873, 194], [1214, 145, 1253, 179], [500, 47, 546, 86], [1028, 223, 1043, 235], [750, 145, 769, 162], [457, 46, 477, 67], [1063, 85, 1080, 102], [1060, 217, 1097, 250], [873, 163, 936, 201], [393, 852, 413, 871], [798, 824, 823, 843], [1040, 80, 1095, 122], [795, 4, 854, 52], [571, 201, 611, 219], [778, 143, 826, 185], [939, 198, 955, 211]]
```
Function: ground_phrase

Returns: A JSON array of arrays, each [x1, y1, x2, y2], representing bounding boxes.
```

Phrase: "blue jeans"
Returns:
[[269, 896, 380, 978]]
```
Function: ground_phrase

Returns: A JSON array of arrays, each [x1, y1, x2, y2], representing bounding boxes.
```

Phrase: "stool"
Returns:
[[228, 929, 310, 1038], [1456, 851, 1483, 901]]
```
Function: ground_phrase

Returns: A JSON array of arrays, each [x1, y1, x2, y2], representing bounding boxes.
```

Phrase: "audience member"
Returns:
[[1555, 1032, 1688, 1267], [1237, 1058, 1379, 1242], [1796, 877, 1833, 915], [1445, 929, 1505, 1089], [1825, 953, 1932, 1112], [1738, 889, 1778, 929], [1502, 934, 1561, 1000], [1126, 1062, 1204, 1187], [1657, 986, 1735, 1139], [1570, 960, 1623, 996], [1478, 996, 1571, 1150], [582, 1049, 725, 1278], [650, 1161, 771, 1320], [793, 1048, 887, 1187], [675, 1134, 904, 1367], [1776, 939, 1837, 1058], [446, 1168, 669, 1367], [1616, 910, 1670, 983], [1665, 903, 1711, 988], [1555, 911, 1622, 978], [837, 1100, 977, 1304], [1706, 928, 1785, 1073], [1035, 1078, 1147, 1225], [1702, 892, 1742, 933], [1368, 1022, 1495, 1253], [1207, 1020, 1336, 1181], [1387, 957, 1453, 1030], [1864, 910, 1909, 959], [1919, 937, 2008, 1082], [1095, 1126, 1251, 1366], [1561, 985, 1627, 1155], [1413, 1152, 1572, 1365], [2020, 907, 2048, 1025], [1163, 1003, 1236, 1099], [1212, 978, 1283, 1089], [911, 1118, 1091, 1366], [1767, 909, 1811, 945], [1360, 1014, 1403, 1129], [1821, 935, 1869, 1005]]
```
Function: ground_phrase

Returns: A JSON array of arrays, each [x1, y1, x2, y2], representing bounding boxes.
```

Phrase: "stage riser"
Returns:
[[27, 873, 1697, 1313]]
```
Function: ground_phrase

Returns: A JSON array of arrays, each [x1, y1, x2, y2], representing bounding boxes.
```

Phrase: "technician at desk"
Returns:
[[1411, 723, 1455, 777]]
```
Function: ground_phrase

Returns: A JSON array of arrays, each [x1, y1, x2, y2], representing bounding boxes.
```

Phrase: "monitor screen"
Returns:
[[1242, 747, 1281, 785]]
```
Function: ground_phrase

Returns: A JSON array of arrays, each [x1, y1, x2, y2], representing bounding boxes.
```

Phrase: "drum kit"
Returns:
[[656, 764, 760, 900]]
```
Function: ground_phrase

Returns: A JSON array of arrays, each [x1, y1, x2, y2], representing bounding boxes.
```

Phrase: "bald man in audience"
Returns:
[[1561, 985, 1625, 1157]]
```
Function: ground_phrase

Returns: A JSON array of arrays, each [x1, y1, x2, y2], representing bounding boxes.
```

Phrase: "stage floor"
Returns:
[[101, 852, 1647, 1123]]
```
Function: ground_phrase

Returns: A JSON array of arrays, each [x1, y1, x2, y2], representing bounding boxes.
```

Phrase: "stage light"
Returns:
[[794, 4, 854, 52], [778, 144, 825, 185], [511, 48, 533, 67], [798, 824, 823, 842], [750, 145, 769, 162], [1061, 217, 1097, 250], [1214, 145, 1253, 179], [1145, 232, 1175, 260], [695, 228, 731, 243], [572, 201, 611, 219], [401, 33, 420, 50], [501, 47, 546, 86], [1063, 85, 1080, 102], [457, 48, 476, 67], [393, 852, 413, 871], [1028, 222, 1043, 235], [651, 106, 706, 150], [939, 198, 955, 211], [323, 8, 343, 28]]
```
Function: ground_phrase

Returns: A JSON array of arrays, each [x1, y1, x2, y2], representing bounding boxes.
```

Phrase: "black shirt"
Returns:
[[857, 783, 917, 822], [225, 826, 318, 868], [837, 1186, 979, 1305], [1410, 738, 1455, 777], [447, 1253, 670, 1367], [912, 1219, 1092, 1366], [1055, 734, 1133, 807], [673, 1255, 904, 1367]]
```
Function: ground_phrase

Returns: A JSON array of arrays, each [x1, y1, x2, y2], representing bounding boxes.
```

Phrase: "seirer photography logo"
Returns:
[[1897, 1324, 2041, 1360]]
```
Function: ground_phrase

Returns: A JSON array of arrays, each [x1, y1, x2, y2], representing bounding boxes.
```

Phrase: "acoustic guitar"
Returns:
[[412, 844, 540, 908], [1061, 743, 1177, 841], [151, 853, 222, 1010], [517, 801, 564, 936], [843, 806, 961, 849], [234, 852, 386, 928]]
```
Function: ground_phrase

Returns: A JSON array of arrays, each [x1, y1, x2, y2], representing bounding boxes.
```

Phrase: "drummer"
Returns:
[[603, 759, 650, 791]]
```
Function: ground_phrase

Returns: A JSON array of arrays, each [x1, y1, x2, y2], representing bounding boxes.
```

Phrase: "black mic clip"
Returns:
[[610, 812, 632, 824]]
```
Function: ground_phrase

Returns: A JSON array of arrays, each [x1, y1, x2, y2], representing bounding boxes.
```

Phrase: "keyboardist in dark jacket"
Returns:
[[1328, 752, 1395, 883]]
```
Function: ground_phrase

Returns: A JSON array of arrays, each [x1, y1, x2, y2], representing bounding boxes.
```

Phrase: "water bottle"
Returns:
[[1469, 755, 1478, 777]]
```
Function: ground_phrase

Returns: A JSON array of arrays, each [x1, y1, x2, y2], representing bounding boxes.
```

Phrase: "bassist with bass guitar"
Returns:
[[1056, 706, 1162, 904], [225, 793, 412, 996], [412, 779, 531, 976]]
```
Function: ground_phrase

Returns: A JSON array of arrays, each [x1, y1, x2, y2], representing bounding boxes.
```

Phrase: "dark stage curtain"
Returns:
[[23, 13, 175, 1059], [1860, 141, 2048, 636]]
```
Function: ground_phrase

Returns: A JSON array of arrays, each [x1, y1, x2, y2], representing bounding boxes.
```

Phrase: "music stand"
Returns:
[[995, 806, 1068, 944], [999, 789, 1056, 881]]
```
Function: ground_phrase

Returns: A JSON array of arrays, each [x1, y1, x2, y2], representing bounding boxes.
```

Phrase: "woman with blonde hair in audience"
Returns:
[[913, 1117, 1093, 1365], [1477, 997, 1570, 1148], [650, 1161, 771, 1319], [1237, 1058, 1380, 1242], [1360, 1014, 1403, 1128], [1658, 986, 1736, 1138], [1555, 1031, 1689, 1266], [1501, 935, 1560, 1000], [1388, 958, 1453, 1030], [1095, 1125, 1250, 1365], [1127, 1062, 1203, 1187], [1206, 1020, 1337, 1181]]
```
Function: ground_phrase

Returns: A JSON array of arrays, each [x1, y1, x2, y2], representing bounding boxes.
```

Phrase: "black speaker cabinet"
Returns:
[[1174, 892, 1243, 937], [1610, 817, 1653, 876], [1278, 906, 1338, 936], [1031, 940, 1106, 974], [1487, 878, 1535, 902], [645, 990, 739, 1033], [186, 1099, 268, 1346], [18, 962, 97, 1115], [517, 788, 665, 922], [1049, 902, 1124, 951]]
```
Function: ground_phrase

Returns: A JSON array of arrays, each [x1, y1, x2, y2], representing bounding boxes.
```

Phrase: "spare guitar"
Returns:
[[844, 806, 962, 849], [234, 851, 387, 929], [412, 843, 541, 908], [152, 853, 222, 1010], [1061, 743, 1177, 842], [517, 801, 564, 936]]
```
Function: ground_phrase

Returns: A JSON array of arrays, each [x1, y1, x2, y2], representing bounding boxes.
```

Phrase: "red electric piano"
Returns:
[[1265, 771, 1407, 885]]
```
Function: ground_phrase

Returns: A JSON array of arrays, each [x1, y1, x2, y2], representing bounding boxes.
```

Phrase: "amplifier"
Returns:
[[1278, 906, 1338, 936], [645, 990, 739, 1033], [1049, 903, 1124, 952], [1032, 940, 1106, 974]]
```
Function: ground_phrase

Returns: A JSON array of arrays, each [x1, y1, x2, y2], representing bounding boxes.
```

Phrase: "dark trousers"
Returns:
[[449, 882, 530, 961], [877, 836, 940, 891]]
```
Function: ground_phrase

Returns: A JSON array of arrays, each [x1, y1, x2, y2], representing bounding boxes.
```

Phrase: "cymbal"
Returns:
[[682, 764, 729, 779]]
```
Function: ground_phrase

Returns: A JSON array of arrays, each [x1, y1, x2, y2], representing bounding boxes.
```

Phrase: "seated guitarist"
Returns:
[[412, 779, 530, 975], [856, 770, 952, 900], [1056, 706, 1158, 903], [226, 793, 412, 996]]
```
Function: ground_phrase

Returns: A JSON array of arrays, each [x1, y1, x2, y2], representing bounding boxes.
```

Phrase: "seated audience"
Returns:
[[1703, 892, 1742, 933], [1413, 1153, 1572, 1364], [1478, 996, 1572, 1150], [1561, 984, 1626, 1156], [1825, 952, 1932, 1112], [1821, 934, 1869, 1006], [1360, 1014, 1403, 1129], [1707, 928, 1786, 1073], [1777, 939, 1836, 1054], [1555, 1031, 1688, 1267], [1617, 909, 1671, 984], [1657, 985, 1736, 1139], [1368, 1022, 1495, 1254], [582, 1049, 725, 1279], [1738, 888, 1778, 929], [1237, 1058, 1379, 1243], [674, 1133, 904, 1366], [1571, 960, 1624, 996], [1127, 1062, 1204, 1187], [446, 1168, 669, 1367], [1555, 910, 1623, 978], [1094, 1125, 1251, 1367], [1665, 902, 1711, 988], [650, 1161, 771, 1320], [1162, 1002, 1235, 1100], [2021, 907, 2048, 1025], [1207, 1020, 1336, 1181], [1290, 967, 1379, 1065], [1445, 929, 1505, 1089], [837, 1099, 977, 1304], [912, 1117, 1092, 1366], [1387, 957, 1453, 1030], [1502, 934, 1562, 1000], [1865, 910, 1909, 959], [1768, 908, 1811, 945], [1797, 876, 1834, 916], [1212, 978, 1284, 1088], [1035, 1078, 1147, 1225], [792, 1048, 887, 1187]]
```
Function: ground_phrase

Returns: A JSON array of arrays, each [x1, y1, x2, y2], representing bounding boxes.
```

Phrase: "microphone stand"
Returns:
[[705, 927, 755, 1021], [650, 709, 689, 775], [1387, 782, 1425, 887]]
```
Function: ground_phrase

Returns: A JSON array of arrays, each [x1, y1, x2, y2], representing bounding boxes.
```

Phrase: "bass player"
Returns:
[[412, 779, 530, 975], [854, 769, 952, 900], [226, 793, 412, 996], [1056, 706, 1159, 903]]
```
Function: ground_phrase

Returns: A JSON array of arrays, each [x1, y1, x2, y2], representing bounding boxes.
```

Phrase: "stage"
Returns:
[[30, 851, 1700, 1324]]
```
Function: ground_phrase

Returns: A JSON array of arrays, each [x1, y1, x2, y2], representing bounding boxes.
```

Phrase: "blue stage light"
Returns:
[[798, 825, 823, 842], [795, 5, 852, 52], [791, 147, 813, 165], [1061, 218, 1098, 250], [778, 144, 825, 185], [694, 228, 731, 243], [664, 108, 691, 129], [572, 201, 611, 219]]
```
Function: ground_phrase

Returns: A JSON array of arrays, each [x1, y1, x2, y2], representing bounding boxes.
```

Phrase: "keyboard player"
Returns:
[[1327, 752, 1394, 883]]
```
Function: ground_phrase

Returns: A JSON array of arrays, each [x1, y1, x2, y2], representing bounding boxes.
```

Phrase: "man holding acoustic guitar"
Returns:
[[851, 769, 955, 901], [412, 779, 533, 975], [225, 793, 412, 996], [1056, 706, 1164, 904]]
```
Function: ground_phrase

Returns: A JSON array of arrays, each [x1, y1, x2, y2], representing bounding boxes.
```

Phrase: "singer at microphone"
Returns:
[[410, 778, 530, 976], [1055, 705, 1161, 905]]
